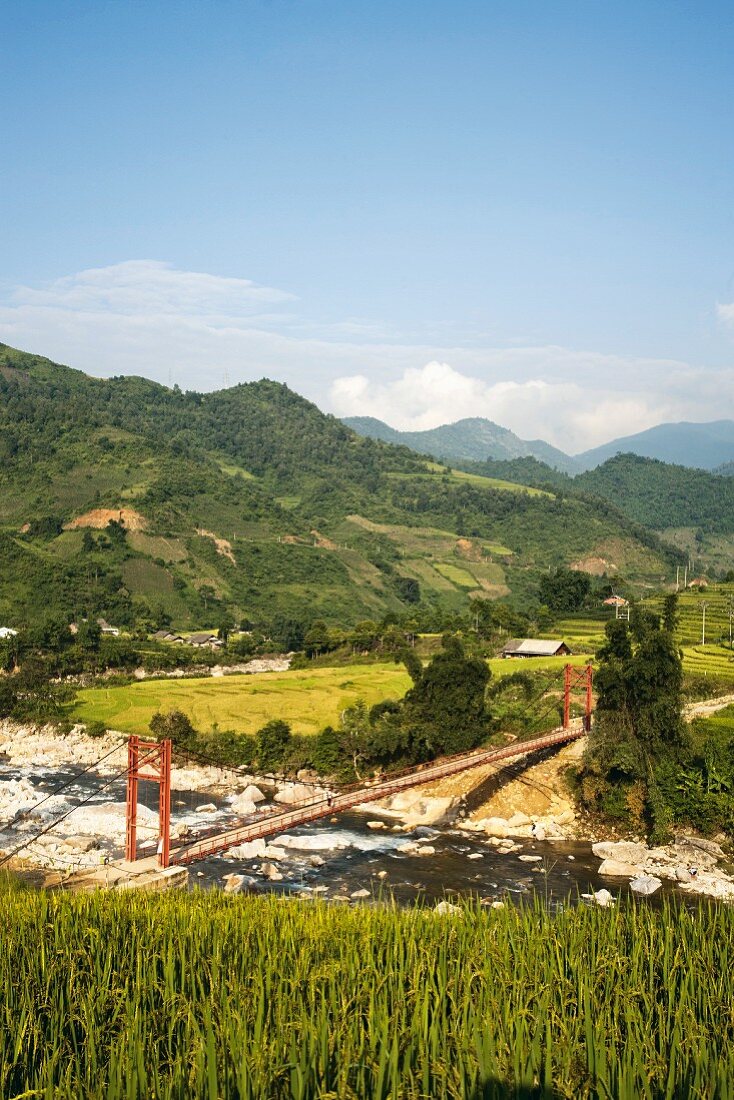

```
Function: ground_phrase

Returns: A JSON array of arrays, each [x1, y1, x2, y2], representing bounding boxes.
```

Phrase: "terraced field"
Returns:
[[643, 585, 734, 646], [72, 655, 593, 736]]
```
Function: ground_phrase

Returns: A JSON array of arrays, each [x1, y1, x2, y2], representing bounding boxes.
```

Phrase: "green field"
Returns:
[[72, 655, 593, 735], [3, 887, 734, 1098], [433, 562, 478, 588]]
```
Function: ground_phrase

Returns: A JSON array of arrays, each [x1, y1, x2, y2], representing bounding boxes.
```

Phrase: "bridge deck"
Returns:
[[173, 721, 586, 865]]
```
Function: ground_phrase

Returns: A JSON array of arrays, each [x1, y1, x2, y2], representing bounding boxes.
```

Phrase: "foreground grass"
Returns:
[[2, 888, 733, 1099], [72, 656, 592, 736]]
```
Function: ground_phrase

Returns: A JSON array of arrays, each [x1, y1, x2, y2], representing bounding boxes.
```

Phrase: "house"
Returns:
[[152, 629, 185, 643], [0, 627, 18, 640], [603, 596, 629, 607], [502, 638, 571, 658], [688, 578, 709, 589], [187, 632, 223, 649], [96, 619, 120, 637]]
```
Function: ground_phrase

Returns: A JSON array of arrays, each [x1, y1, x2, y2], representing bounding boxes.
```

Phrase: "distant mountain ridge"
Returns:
[[342, 416, 580, 473], [574, 420, 734, 472], [344, 415, 734, 474]]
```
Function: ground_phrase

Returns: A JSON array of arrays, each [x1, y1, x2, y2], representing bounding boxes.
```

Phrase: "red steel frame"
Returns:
[[125, 736, 172, 867], [563, 663, 593, 731]]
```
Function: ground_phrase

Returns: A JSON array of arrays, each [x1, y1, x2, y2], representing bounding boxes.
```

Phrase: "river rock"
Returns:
[[554, 809, 576, 826], [680, 835, 725, 858], [195, 803, 217, 813], [229, 798, 257, 818], [260, 862, 283, 881], [508, 812, 532, 828], [350, 888, 370, 898], [227, 839, 267, 859], [478, 817, 510, 838], [597, 859, 641, 878], [278, 833, 349, 852], [222, 873, 247, 893], [367, 821, 385, 830], [232, 784, 265, 806], [396, 841, 420, 855], [263, 845, 288, 860], [592, 888, 615, 908], [274, 782, 322, 806], [518, 854, 542, 863], [59, 835, 100, 853], [592, 841, 648, 864], [675, 867, 693, 883], [416, 845, 436, 856], [630, 874, 662, 896], [434, 901, 461, 916]]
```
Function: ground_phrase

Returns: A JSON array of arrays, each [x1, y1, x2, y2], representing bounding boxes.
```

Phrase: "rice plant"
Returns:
[[1, 885, 733, 1098]]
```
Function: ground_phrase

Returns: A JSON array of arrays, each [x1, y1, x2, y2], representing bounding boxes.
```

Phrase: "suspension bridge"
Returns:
[[2, 663, 593, 881]]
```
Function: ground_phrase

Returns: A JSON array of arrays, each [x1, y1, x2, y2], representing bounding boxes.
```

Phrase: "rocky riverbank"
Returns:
[[1, 720, 733, 903]]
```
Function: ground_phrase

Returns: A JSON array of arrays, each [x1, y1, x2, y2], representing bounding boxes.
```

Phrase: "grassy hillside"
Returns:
[[0, 343, 681, 631]]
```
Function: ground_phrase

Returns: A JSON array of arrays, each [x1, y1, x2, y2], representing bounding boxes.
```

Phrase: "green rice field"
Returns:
[[72, 656, 593, 736], [2, 885, 733, 1099]]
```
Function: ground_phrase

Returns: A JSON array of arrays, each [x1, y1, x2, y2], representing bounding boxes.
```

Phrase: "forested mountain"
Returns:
[[575, 420, 734, 472], [342, 416, 579, 472], [0, 343, 680, 630], [576, 454, 734, 533]]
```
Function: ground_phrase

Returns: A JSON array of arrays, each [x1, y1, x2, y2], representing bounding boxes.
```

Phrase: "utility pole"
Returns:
[[701, 601, 707, 646], [676, 566, 680, 592]]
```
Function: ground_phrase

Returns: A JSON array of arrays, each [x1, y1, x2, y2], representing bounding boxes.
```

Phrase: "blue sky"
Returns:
[[1, 0, 733, 449]]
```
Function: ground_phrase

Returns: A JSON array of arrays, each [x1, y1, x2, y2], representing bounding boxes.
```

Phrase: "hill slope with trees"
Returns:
[[0, 343, 681, 632]]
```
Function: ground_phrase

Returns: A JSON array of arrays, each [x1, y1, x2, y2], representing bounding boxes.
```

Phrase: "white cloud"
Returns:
[[717, 301, 734, 326], [328, 360, 734, 452], [1, 260, 732, 450]]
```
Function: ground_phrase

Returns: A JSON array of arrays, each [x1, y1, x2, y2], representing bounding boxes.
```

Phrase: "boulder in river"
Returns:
[[229, 798, 257, 818], [630, 874, 662, 896], [222, 873, 248, 893], [227, 839, 267, 859], [592, 840, 648, 865], [597, 859, 641, 878], [274, 782, 323, 806], [260, 862, 283, 882]]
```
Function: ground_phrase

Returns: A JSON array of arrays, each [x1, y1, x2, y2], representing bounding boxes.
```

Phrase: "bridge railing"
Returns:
[[173, 719, 586, 865]]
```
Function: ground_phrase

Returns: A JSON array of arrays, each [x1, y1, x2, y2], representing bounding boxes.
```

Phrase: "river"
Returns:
[[0, 759, 700, 908]]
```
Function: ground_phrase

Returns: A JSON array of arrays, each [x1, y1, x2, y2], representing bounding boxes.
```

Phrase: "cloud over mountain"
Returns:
[[2, 260, 733, 450]]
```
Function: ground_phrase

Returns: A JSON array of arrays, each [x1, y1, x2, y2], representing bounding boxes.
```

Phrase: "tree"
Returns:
[[395, 576, 420, 604], [150, 710, 196, 746], [538, 567, 591, 612], [401, 634, 491, 757], [217, 613, 236, 643], [580, 600, 685, 841], [304, 620, 331, 658], [256, 719, 292, 772], [337, 699, 371, 779]]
